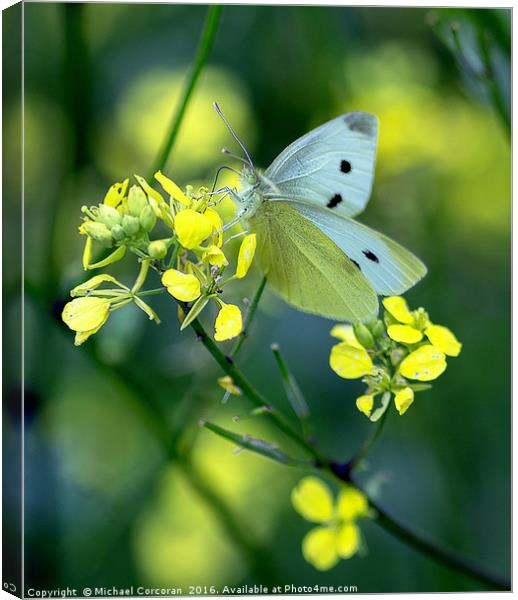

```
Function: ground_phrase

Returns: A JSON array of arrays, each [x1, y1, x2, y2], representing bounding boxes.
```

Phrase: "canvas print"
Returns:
[[2, 2, 511, 596]]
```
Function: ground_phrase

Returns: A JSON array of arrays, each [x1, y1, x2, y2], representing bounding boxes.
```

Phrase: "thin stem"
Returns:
[[231, 275, 267, 357], [136, 287, 165, 297], [362, 488, 510, 591], [148, 5, 222, 178], [345, 403, 390, 472]]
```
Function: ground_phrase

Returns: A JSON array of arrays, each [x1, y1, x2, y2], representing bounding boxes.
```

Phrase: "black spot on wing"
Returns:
[[340, 160, 352, 173], [362, 249, 379, 263], [327, 194, 343, 209]]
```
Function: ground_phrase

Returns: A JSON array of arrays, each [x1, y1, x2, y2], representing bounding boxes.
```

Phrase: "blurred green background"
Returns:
[[5, 3, 510, 594]]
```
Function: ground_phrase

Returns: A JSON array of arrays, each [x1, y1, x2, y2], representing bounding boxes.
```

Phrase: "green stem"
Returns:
[[231, 276, 267, 357], [131, 259, 150, 293], [136, 287, 165, 297], [345, 403, 390, 472], [362, 488, 510, 591], [148, 5, 222, 178]]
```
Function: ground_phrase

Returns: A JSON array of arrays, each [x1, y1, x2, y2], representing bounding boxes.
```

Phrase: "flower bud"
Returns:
[[139, 205, 156, 232], [370, 319, 385, 339], [122, 214, 140, 236], [81, 221, 113, 246], [97, 204, 121, 228], [353, 323, 375, 349], [148, 240, 168, 259], [111, 224, 125, 241], [127, 185, 148, 217]]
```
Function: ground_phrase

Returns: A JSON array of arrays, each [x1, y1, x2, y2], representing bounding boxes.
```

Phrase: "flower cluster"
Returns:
[[291, 477, 372, 571], [62, 172, 257, 345], [329, 296, 462, 420]]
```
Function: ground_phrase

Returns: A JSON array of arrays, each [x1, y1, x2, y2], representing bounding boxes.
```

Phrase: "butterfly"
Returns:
[[215, 104, 426, 323]]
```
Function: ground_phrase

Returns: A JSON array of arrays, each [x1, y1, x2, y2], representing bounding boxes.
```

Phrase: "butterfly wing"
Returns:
[[280, 201, 427, 296], [263, 112, 378, 218], [248, 201, 378, 322]]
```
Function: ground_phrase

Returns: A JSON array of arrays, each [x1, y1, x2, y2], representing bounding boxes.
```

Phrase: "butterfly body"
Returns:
[[227, 111, 426, 323]]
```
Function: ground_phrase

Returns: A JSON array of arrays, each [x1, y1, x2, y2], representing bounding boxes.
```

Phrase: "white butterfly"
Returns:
[[216, 105, 426, 322]]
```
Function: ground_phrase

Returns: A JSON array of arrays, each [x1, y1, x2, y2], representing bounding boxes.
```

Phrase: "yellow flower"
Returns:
[[235, 234, 257, 278], [174, 209, 214, 249], [154, 170, 190, 206], [425, 325, 462, 357], [134, 174, 165, 207], [330, 324, 363, 349], [62, 297, 111, 346], [82, 235, 93, 270], [399, 345, 446, 381], [214, 303, 242, 342], [217, 376, 242, 396], [329, 343, 373, 379], [292, 477, 369, 571], [383, 296, 414, 324], [202, 245, 228, 267], [291, 476, 334, 523], [387, 324, 423, 344], [355, 394, 374, 417], [394, 387, 414, 415], [103, 179, 128, 207], [162, 269, 201, 302]]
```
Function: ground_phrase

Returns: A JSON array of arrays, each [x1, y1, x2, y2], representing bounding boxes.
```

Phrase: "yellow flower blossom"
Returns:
[[330, 324, 363, 349], [291, 477, 334, 523], [174, 209, 213, 249], [154, 170, 190, 206], [355, 394, 374, 417], [383, 296, 414, 324], [236, 234, 257, 278], [162, 269, 201, 302], [399, 345, 446, 381], [202, 245, 228, 267], [214, 303, 242, 342], [103, 179, 128, 207], [292, 477, 370, 571], [394, 387, 414, 415], [62, 297, 111, 345], [329, 343, 373, 379], [217, 376, 242, 396], [425, 324, 462, 357], [387, 324, 423, 344], [205, 208, 224, 247]]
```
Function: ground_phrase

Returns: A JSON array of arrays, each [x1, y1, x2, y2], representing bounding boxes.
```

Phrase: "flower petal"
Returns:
[[174, 209, 213, 249], [162, 269, 201, 302], [336, 486, 369, 521], [103, 179, 128, 207], [217, 376, 242, 396], [329, 343, 373, 379], [394, 387, 414, 415], [214, 303, 242, 341], [330, 324, 362, 348], [62, 297, 111, 332], [387, 324, 423, 344], [425, 325, 462, 357], [202, 245, 228, 267], [355, 394, 374, 417], [154, 170, 190, 206], [236, 234, 257, 278], [291, 476, 334, 523], [383, 296, 414, 324], [399, 345, 447, 381], [71, 274, 127, 297], [302, 527, 339, 571], [335, 523, 361, 559]]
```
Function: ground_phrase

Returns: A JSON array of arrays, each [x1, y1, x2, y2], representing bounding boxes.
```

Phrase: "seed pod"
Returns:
[[139, 205, 156, 232], [148, 240, 168, 259], [122, 214, 140, 236], [353, 323, 375, 349], [127, 185, 148, 217]]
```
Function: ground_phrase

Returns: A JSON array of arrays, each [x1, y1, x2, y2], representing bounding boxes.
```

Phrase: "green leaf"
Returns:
[[180, 295, 210, 330], [200, 420, 306, 467]]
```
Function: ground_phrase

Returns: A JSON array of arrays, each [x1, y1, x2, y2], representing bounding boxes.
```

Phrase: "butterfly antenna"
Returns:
[[210, 165, 241, 194], [221, 148, 249, 165], [213, 102, 254, 170]]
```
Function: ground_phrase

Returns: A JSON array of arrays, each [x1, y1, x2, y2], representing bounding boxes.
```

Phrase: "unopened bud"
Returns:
[[81, 221, 113, 246], [139, 205, 156, 232], [148, 240, 167, 259], [127, 185, 148, 217], [353, 323, 375, 349], [98, 204, 121, 228], [122, 214, 140, 236], [111, 224, 125, 241], [370, 319, 385, 339]]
